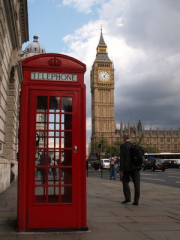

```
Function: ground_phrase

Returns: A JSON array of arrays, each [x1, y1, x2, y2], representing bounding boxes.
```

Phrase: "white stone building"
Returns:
[[0, 0, 28, 193], [23, 34, 46, 59]]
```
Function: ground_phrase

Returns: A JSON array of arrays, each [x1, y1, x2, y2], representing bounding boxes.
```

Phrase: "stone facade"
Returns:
[[115, 119, 180, 153], [0, 0, 28, 193]]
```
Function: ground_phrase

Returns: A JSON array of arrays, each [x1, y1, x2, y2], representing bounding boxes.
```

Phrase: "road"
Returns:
[[87, 167, 180, 189], [141, 168, 180, 189]]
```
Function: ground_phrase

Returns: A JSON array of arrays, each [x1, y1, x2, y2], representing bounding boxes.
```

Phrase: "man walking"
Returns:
[[120, 133, 141, 206]]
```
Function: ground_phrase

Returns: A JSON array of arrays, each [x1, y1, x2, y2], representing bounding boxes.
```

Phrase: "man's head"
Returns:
[[123, 133, 130, 142]]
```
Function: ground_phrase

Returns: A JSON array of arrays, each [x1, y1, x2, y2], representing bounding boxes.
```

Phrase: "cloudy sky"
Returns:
[[25, 0, 180, 151]]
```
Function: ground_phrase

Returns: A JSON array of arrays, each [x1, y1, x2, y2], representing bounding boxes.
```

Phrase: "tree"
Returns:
[[142, 146, 159, 153]]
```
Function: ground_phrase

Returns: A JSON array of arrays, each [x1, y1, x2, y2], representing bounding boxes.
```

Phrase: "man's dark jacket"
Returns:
[[120, 141, 141, 172]]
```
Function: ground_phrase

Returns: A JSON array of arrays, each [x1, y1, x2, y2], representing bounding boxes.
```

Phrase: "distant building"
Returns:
[[0, 0, 28, 193], [23, 35, 46, 59], [115, 119, 180, 153]]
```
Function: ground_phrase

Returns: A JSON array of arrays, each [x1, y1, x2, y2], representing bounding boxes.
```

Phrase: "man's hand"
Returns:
[[120, 171, 123, 177]]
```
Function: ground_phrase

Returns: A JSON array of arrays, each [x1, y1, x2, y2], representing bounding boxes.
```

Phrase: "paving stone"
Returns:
[[144, 231, 180, 240], [0, 218, 9, 225], [0, 235, 17, 240], [0, 208, 13, 213], [0, 178, 180, 240]]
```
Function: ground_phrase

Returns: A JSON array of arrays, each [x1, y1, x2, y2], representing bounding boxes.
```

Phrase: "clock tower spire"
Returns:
[[90, 29, 116, 149]]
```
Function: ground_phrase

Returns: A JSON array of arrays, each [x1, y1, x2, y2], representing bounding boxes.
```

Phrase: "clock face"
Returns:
[[99, 71, 110, 82]]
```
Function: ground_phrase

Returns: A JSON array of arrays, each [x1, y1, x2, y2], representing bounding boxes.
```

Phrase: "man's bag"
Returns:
[[130, 144, 143, 166]]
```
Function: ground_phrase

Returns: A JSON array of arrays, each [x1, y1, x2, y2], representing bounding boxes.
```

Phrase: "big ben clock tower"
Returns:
[[90, 29, 116, 147]]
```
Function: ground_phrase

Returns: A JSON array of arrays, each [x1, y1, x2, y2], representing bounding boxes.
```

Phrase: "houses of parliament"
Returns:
[[90, 30, 180, 153]]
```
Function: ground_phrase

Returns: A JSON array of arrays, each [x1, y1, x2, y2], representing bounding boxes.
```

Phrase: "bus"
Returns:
[[144, 153, 180, 168], [88, 152, 99, 167]]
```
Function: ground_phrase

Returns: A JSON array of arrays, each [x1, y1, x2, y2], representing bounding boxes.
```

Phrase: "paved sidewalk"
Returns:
[[0, 177, 180, 240]]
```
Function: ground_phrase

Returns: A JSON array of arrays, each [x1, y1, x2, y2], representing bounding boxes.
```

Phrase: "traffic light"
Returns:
[[98, 144, 101, 152]]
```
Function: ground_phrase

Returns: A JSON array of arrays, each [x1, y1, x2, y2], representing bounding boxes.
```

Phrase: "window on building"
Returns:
[[167, 139, 170, 142], [160, 139, 164, 142]]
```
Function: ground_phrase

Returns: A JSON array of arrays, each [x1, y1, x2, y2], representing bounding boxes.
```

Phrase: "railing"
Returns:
[[87, 166, 120, 180]]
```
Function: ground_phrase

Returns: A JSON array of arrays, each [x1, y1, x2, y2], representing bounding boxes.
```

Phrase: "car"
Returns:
[[142, 158, 166, 172], [100, 159, 110, 169]]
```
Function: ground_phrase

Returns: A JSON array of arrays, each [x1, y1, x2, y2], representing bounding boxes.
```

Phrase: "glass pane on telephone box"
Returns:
[[35, 96, 73, 204]]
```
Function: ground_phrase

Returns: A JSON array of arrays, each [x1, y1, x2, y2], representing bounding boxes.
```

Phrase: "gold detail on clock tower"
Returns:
[[90, 29, 116, 147]]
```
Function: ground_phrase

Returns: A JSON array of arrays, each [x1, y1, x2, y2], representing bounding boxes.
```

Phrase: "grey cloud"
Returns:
[[108, 0, 180, 131], [117, 0, 180, 53]]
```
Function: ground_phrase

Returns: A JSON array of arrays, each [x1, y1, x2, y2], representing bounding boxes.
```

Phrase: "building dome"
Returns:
[[23, 35, 46, 58]]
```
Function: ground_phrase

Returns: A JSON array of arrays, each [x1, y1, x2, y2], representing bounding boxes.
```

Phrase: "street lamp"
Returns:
[[101, 134, 103, 154]]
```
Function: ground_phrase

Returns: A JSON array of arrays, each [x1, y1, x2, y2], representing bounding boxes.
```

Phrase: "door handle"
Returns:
[[74, 146, 77, 153]]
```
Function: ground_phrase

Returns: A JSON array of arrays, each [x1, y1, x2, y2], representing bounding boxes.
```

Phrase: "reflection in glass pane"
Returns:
[[61, 150, 72, 166], [61, 152, 65, 168], [49, 151, 60, 165], [61, 114, 72, 130], [61, 114, 64, 130], [49, 131, 60, 137], [36, 132, 47, 148], [49, 114, 60, 123], [61, 187, 72, 203], [61, 168, 64, 180], [49, 97, 60, 112], [37, 96, 47, 112], [62, 168, 72, 184], [61, 132, 64, 148], [36, 151, 51, 166], [36, 114, 47, 130], [49, 123, 60, 130], [48, 168, 59, 183], [36, 122, 47, 131], [48, 135, 59, 148], [64, 132, 72, 148], [35, 187, 46, 203], [48, 187, 59, 203], [37, 168, 46, 185], [36, 151, 47, 167], [35, 168, 42, 185], [61, 97, 72, 112]]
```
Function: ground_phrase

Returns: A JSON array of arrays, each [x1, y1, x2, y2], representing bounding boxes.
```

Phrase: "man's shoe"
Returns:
[[132, 202, 138, 206], [121, 200, 131, 204]]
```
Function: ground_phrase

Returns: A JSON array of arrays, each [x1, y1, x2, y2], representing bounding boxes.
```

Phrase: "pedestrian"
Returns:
[[109, 154, 116, 180], [115, 157, 119, 175], [120, 133, 141, 206], [51, 157, 57, 178]]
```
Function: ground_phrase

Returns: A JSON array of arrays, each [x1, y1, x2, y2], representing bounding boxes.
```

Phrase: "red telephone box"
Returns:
[[18, 54, 87, 231]]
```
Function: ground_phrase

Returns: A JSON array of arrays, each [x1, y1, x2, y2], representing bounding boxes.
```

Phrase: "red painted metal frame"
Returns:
[[18, 54, 86, 231]]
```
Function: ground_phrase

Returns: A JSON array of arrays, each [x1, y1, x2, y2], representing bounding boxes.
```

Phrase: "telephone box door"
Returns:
[[28, 90, 79, 229]]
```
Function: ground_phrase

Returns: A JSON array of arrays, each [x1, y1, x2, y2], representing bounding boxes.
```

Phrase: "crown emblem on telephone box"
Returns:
[[48, 57, 61, 67]]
